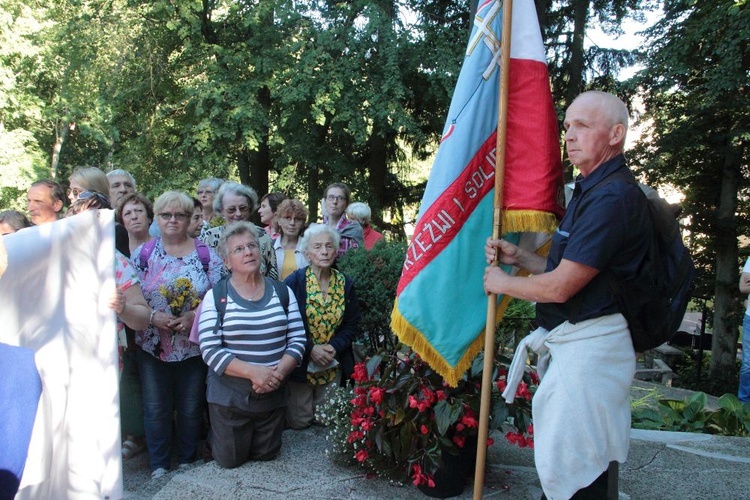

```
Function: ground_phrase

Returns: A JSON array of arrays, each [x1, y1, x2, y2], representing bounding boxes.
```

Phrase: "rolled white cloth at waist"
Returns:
[[503, 313, 636, 500], [502, 326, 550, 404]]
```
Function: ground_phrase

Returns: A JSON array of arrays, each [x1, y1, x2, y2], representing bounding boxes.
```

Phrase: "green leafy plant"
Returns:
[[337, 241, 406, 356], [631, 392, 750, 436], [317, 346, 537, 488]]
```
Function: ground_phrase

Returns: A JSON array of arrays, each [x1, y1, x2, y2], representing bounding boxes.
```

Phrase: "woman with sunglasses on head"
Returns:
[[322, 182, 364, 258], [273, 199, 309, 280], [130, 191, 223, 479], [67, 167, 111, 205], [200, 181, 278, 279]]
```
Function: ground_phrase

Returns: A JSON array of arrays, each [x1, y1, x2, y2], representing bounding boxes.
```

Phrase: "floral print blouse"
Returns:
[[131, 238, 222, 362]]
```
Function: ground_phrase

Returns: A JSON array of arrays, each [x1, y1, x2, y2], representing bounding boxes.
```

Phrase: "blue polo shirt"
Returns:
[[536, 154, 652, 330]]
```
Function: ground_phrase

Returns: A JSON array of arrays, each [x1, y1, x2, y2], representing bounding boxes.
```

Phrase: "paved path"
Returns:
[[123, 381, 748, 499], [122, 425, 750, 499]]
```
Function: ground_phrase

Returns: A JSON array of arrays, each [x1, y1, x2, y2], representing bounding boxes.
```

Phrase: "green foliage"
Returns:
[[671, 349, 739, 397], [496, 298, 535, 353], [337, 241, 406, 356], [632, 392, 750, 437], [320, 348, 508, 486]]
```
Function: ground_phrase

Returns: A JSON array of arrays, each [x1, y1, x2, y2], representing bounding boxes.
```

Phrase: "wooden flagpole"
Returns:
[[473, 0, 513, 497]]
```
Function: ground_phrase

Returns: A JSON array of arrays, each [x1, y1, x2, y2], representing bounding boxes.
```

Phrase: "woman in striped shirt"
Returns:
[[198, 221, 305, 468]]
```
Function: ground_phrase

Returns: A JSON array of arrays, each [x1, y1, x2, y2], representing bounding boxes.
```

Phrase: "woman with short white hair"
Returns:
[[346, 201, 383, 250], [283, 223, 361, 429]]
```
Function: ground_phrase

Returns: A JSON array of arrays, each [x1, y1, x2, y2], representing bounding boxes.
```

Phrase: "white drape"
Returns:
[[0, 210, 122, 500]]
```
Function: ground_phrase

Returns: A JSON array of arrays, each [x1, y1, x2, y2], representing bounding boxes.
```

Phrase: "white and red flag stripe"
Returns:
[[391, 0, 564, 386]]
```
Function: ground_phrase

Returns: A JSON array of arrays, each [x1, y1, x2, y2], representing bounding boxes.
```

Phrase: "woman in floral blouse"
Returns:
[[200, 181, 278, 279], [130, 191, 222, 479], [283, 224, 361, 429]]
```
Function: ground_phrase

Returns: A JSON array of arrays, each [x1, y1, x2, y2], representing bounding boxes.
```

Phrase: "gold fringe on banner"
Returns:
[[391, 295, 514, 387], [502, 210, 558, 234]]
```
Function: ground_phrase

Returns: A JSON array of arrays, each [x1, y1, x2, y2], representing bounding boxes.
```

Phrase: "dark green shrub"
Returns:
[[337, 240, 406, 356], [671, 349, 739, 397], [495, 298, 535, 353]]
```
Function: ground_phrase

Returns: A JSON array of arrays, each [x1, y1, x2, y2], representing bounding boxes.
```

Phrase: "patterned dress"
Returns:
[[130, 238, 222, 362], [201, 224, 279, 280]]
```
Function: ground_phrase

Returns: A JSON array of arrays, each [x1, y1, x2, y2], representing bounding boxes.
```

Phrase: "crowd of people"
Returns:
[[3, 170, 385, 479]]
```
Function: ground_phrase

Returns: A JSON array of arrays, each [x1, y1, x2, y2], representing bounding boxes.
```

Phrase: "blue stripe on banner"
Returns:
[[398, 195, 520, 366]]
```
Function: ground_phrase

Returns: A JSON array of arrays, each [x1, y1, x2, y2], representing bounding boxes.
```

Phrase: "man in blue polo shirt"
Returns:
[[484, 90, 651, 500]]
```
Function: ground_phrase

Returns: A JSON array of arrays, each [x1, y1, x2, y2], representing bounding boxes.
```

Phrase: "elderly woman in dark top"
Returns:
[[200, 181, 278, 279], [131, 190, 223, 479], [198, 221, 305, 468], [284, 224, 361, 429]]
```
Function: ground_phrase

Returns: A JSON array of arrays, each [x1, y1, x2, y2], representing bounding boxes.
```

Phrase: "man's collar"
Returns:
[[574, 154, 627, 194]]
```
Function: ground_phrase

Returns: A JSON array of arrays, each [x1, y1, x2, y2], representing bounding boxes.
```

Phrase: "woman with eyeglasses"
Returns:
[[198, 221, 305, 468], [322, 182, 364, 258], [200, 181, 278, 279], [272, 199, 309, 280], [284, 224, 361, 429], [130, 190, 222, 479], [117, 193, 154, 255], [195, 178, 223, 233]]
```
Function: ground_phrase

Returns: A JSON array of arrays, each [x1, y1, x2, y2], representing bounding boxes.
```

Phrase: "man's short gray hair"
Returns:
[[106, 169, 137, 188]]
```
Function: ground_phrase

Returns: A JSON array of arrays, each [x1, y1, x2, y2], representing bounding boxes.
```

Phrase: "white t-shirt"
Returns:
[[744, 257, 750, 315]]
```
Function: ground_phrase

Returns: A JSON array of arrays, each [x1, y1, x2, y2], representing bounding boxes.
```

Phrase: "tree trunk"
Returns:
[[709, 131, 742, 383], [51, 118, 70, 180], [366, 128, 388, 220], [562, 0, 589, 183]]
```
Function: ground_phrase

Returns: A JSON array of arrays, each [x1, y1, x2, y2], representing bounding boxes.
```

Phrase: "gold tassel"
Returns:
[[502, 210, 558, 235]]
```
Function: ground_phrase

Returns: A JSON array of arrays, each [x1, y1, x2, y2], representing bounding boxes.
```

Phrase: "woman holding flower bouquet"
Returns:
[[131, 191, 222, 479], [198, 221, 306, 468], [283, 224, 361, 429]]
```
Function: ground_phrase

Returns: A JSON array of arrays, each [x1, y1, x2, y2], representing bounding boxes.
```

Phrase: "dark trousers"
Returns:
[[208, 403, 285, 469], [137, 350, 207, 471], [542, 462, 618, 500]]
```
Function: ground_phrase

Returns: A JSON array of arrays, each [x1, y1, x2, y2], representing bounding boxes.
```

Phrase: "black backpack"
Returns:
[[577, 171, 696, 352]]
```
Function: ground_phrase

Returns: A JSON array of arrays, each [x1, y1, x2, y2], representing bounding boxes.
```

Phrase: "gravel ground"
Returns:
[[122, 440, 208, 499], [121, 381, 714, 499]]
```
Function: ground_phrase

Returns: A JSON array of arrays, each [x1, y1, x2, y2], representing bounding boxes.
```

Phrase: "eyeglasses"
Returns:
[[326, 195, 346, 203], [158, 212, 189, 221], [196, 189, 214, 196], [230, 242, 259, 255], [224, 205, 250, 215]]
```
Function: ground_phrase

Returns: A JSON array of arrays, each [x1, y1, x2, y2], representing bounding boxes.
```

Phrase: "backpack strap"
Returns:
[[270, 279, 290, 315], [138, 239, 158, 270], [211, 276, 230, 334], [211, 277, 287, 335], [195, 240, 210, 274]]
